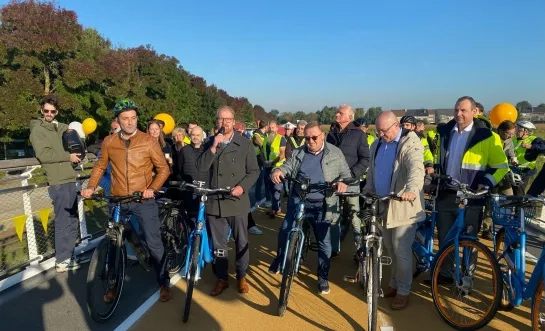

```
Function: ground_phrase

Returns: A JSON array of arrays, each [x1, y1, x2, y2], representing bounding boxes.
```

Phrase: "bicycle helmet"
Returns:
[[354, 117, 369, 127], [515, 120, 536, 131], [400, 115, 417, 125], [113, 99, 139, 115]]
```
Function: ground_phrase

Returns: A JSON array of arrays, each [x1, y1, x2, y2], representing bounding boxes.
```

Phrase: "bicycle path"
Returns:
[[132, 207, 542, 331]]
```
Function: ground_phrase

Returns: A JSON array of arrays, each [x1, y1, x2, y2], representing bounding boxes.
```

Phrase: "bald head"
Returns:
[[375, 111, 400, 142], [190, 125, 204, 146]]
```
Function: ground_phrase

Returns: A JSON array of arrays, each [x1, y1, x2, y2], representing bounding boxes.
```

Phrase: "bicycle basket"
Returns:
[[490, 195, 536, 228]]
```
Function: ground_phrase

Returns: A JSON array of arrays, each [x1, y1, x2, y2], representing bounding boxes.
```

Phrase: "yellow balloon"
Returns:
[[82, 118, 97, 135], [154, 113, 175, 134], [489, 103, 518, 127]]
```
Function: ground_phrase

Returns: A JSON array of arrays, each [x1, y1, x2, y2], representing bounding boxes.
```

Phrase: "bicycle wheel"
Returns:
[[366, 246, 379, 331], [166, 211, 189, 274], [183, 234, 200, 323], [86, 238, 127, 322], [493, 228, 515, 311], [431, 239, 501, 330], [278, 232, 299, 317], [531, 277, 545, 331]]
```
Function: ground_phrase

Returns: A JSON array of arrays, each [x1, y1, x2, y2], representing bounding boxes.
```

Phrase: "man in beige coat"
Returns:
[[363, 111, 426, 310]]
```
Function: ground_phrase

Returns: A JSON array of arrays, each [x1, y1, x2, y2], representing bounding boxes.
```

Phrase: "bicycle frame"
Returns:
[[281, 199, 307, 274], [498, 207, 545, 306]]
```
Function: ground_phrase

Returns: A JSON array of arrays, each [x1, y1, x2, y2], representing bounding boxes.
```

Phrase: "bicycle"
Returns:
[[85, 191, 177, 322], [277, 176, 355, 317], [341, 191, 400, 331], [490, 194, 545, 330], [426, 176, 502, 330], [157, 195, 190, 274], [169, 180, 232, 323]]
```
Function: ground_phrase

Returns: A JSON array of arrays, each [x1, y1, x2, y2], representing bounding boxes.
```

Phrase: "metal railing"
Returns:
[[0, 155, 107, 281]]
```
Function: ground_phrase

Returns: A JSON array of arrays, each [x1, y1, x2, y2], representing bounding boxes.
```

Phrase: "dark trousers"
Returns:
[[207, 214, 249, 280], [528, 168, 545, 196], [116, 200, 169, 286], [255, 160, 265, 202], [49, 182, 79, 262], [277, 200, 331, 284], [264, 167, 283, 211], [248, 212, 256, 229], [436, 192, 482, 276]]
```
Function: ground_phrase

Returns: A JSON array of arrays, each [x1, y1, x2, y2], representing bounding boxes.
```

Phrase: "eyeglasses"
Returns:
[[42, 109, 58, 115], [304, 133, 323, 142], [217, 117, 234, 123], [377, 122, 396, 135]]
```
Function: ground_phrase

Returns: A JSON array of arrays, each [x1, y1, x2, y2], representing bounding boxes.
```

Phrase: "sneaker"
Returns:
[[263, 201, 272, 208], [248, 226, 263, 235], [55, 258, 82, 273], [318, 281, 330, 294], [268, 258, 281, 274], [73, 255, 91, 264]]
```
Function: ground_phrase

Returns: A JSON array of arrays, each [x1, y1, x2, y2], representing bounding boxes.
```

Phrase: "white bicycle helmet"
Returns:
[[516, 120, 536, 131]]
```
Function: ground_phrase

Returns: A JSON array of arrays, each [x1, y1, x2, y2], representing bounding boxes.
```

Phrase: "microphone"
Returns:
[[216, 127, 225, 136]]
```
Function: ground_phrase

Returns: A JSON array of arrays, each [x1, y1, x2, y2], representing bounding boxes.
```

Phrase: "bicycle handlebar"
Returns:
[[430, 173, 489, 199], [169, 181, 232, 195], [81, 191, 145, 203], [499, 195, 545, 208]]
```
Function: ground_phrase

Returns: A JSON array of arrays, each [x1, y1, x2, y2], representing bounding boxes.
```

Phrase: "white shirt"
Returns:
[[446, 121, 474, 181]]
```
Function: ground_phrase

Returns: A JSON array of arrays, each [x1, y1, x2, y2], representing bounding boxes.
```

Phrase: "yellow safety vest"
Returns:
[[252, 131, 267, 155], [183, 136, 190, 145], [289, 136, 305, 149], [367, 134, 375, 147], [421, 136, 434, 166], [514, 135, 538, 170], [266, 134, 285, 166]]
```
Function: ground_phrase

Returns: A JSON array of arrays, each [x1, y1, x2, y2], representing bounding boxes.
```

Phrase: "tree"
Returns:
[[355, 107, 365, 119], [269, 109, 279, 120], [516, 101, 533, 113], [293, 111, 306, 121], [364, 107, 382, 123]]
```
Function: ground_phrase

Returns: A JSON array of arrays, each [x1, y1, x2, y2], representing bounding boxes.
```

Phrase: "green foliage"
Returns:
[[0, 0, 270, 140]]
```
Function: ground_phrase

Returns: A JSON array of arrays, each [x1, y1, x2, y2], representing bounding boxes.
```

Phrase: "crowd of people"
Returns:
[[29, 94, 545, 309]]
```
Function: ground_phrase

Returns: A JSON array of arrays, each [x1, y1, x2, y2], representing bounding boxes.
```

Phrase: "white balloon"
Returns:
[[68, 121, 86, 139]]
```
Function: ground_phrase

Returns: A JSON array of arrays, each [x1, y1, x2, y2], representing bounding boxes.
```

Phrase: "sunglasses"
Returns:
[[42, 109, 58, 115], [304, 134, 322, 142]]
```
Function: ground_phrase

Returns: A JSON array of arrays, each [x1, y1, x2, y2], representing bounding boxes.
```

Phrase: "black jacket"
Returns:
[[177, 144, 208, 184], [197, 133, 259, 217], [326, 121, 370, 178]]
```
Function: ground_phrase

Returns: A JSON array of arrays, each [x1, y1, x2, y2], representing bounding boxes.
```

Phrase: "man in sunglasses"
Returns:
[[269, 122, 352, 294], [29, 95, 90, 272]]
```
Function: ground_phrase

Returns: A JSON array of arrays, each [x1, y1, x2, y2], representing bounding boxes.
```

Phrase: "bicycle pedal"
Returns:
[[380, 256, 392, 266]]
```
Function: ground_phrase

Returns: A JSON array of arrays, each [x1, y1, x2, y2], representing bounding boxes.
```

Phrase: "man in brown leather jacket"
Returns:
[[82, 99, 172, 302]]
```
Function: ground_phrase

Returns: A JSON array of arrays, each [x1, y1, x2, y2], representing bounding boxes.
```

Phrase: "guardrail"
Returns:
[[0, 155, 106, 288]]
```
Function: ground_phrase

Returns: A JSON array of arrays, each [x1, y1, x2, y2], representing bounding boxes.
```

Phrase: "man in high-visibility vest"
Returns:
[[251, 121, 268, 204], [513, 120, 545, 194], [400, 115, 434, 175], [427, 96, 508, 286], [286, 120, 306, 159], [263, 120, 287, 217]]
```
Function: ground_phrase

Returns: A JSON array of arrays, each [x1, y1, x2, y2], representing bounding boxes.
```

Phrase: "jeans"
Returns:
[[276, 199, 331, 284], [115, 200, 169, 286], [207, 214, 249, 280], [254, 161, 265, 202], [379, 223, 418, 295], [49, 182, 79, 263], [331, 195, 361, 253], [264, 167, 283, 211]]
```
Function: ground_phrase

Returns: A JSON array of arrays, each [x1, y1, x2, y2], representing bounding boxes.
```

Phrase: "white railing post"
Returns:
[[21, 166, 40, 263], [76, 174, 89, 246]]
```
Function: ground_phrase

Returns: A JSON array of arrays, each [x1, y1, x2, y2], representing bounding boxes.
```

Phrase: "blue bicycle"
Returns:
[[413, 174, 502, 330], [169, 180, 231, 323], [490, 194, 545, 330]]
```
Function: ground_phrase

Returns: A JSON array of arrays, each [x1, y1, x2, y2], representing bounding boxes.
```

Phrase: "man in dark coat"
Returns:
[[197, 106, 259, 297], [326, 104, 370, 258]]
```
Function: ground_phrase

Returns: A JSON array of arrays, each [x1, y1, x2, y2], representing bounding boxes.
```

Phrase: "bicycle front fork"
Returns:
[[281, 228, 306, 274]]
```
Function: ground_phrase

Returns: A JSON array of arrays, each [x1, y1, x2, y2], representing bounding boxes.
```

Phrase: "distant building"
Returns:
[[389, 109, 436, 124], [519, 107, 545, 123], [434, 109, 454, 124]]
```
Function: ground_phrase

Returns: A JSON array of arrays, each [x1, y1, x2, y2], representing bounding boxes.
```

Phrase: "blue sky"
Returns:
[[8, 0, 545, 112]]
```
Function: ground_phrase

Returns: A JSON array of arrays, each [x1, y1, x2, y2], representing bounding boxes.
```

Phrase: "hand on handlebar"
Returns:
[[400, 191, 416, 202], [333, 181, 348, 193], [81, 188, 95, 199], [142, 189, 155, 199], [231, 185, 244, 197], [271, 169, 284, 184]]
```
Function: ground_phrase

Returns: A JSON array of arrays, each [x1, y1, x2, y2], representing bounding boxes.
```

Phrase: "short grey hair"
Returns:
[[304, 121, 322, 132], [172, 127, 187, 137], [339, 104, 355, 120], [297, 120, 307, 126]]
